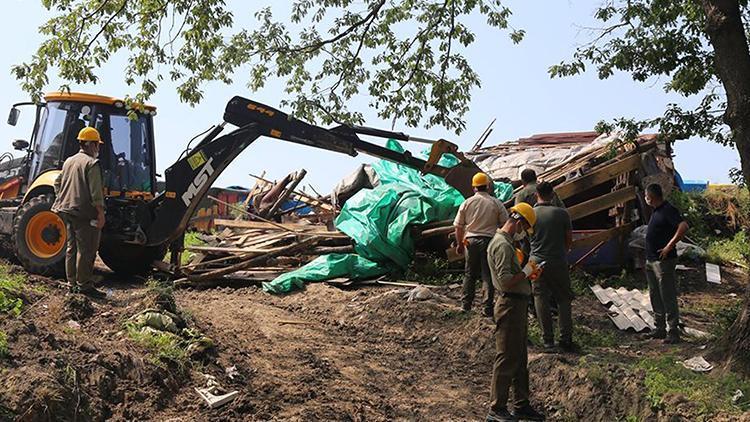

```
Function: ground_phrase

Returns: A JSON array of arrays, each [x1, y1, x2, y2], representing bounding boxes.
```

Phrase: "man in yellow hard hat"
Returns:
[[453, 172, 508, 316], [52, 127, 106, 298], [486, 202, 545, 422]]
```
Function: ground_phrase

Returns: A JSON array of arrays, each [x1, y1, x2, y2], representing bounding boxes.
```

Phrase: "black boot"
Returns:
[[486, 408, 515, 422], [663, 330, 681, 344], [512, 403, 545, 421], [644, 329, 666, 340]]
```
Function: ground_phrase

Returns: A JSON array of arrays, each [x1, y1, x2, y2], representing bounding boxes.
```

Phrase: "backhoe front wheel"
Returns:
[[98, 239, 167, 277], [12, 194, 66, 276]]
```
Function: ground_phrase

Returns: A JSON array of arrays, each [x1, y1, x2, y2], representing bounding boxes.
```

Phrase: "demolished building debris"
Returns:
[[172, 130, 684, 290]]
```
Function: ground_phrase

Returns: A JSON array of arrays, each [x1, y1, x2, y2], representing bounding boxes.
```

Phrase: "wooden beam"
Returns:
[[555, 154, 642, 200], [183, 236, 320, 283], [567, 186, 637, 221], [571, 223, 635, 250], [214, 218, 340, 233]]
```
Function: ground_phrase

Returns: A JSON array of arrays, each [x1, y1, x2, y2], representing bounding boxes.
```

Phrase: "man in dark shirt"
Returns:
[[530, 182, 574, 352], [514, 169, 565, 208], [644, 183, 689, 343]]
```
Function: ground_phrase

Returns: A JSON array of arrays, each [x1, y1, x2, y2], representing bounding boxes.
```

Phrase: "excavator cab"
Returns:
[[1, 92, 158, 274]]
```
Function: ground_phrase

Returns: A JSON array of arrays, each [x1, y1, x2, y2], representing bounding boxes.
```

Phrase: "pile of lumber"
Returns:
[[175, 219, 352, 287], [248, 170, 335, 223]]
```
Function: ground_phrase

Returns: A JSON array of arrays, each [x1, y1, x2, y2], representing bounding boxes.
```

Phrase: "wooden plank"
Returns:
[[187, 245, 289, 254], [183, 236, 320, 283], [250, 173, 335, 211], [214, 218, 334, 232], [567, 186, 637, 221], [416, 226, 455, 239], [555, 154, 642, 200], [571, 223, 635, 250]]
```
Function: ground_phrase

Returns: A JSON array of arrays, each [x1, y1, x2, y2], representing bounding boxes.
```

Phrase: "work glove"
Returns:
[[522, 260, 542, 280], [456, 238, 469, 255]]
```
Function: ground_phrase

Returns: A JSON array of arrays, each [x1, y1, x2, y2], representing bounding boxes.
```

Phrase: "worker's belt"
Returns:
[[501, 292, 530, 300]]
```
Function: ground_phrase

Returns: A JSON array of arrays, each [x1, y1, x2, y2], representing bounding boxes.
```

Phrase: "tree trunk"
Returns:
[[702, 0, 750, 372]]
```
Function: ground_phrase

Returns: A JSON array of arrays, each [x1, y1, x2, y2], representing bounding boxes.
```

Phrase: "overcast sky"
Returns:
[[0, 0, 741, 192]]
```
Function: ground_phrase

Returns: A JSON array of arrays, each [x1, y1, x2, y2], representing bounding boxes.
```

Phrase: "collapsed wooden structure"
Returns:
[[167, 131, 678, 285], [471, 131, 676, 267]]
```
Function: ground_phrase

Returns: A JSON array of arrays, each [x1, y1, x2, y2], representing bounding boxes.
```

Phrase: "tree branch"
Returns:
[[283, 0, 386, 54], [79, 0, 128, 60]]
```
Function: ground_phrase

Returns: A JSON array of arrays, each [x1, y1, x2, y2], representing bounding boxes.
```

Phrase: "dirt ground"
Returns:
[[1, 258, 749, 421]]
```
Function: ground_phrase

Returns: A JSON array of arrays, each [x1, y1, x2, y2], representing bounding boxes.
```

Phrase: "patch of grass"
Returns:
[[403, 255, 463, 286], [125, 324, 188, 370], [0, 331, 8, 358], [706, 231, 750, 266], [145, 278, 177, 313], [570, 269, 597, 296], [527, 318, 543, 346], [0, 264, 25, 317], [182, 231, 205, 265], [638, 354, 750, 415], [575, 325, 618, 349], [439, 308, 470, 320], [682, 299, 742, 338]]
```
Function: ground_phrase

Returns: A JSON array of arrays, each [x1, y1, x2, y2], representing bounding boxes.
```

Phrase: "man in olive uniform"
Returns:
[[52, 127, 106, 298], [531, 182, 575, 352], [486, 203, 545, 422], [515, 168, 565, 208], [454, 172, 509, 316]]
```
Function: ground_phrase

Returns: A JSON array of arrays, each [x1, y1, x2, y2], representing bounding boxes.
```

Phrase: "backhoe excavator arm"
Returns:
[[145, 96, 483, 247]]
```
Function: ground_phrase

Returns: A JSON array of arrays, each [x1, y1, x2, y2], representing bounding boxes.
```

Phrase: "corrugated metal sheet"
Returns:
[[591, 284, 655, 332]]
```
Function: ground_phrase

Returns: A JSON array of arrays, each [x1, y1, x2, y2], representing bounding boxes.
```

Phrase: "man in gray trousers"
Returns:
[[643, 183, 689, 344]]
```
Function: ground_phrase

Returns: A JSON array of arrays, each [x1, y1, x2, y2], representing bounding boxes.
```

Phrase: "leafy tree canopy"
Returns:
[[14, 0, 523, 134], [549, 0, 749, 148]]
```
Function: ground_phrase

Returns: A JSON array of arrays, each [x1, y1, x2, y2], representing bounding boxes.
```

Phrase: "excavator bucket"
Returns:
[[444, 162, 485, 198]]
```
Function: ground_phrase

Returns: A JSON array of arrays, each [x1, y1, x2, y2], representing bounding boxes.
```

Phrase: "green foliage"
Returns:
[[575, 325, 618, 349], [0, 265, 25, 317], [0, 331, 8, 358], [403, 255, 463, 286], [638, 355, 750, 415], [182, 231, 205, 265], [570, 269, 596, 296], [549, 1, 732, 146], [527, 317, 542, 346], [706, 231, 750, 266], [20, 0, 522, 133], [668, 190, 712, 242], [682, 299, 742, 338], [125, 324, 187, 369], [145, 278, 178, 314]]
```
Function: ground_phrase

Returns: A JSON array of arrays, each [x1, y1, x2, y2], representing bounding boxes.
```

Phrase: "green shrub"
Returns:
[[639, 355, 750, 415], [706, 231, 750, 265], [0, 265, 25, 317]]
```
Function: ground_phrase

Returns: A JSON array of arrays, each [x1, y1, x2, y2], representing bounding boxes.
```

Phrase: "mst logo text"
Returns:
[[182, 157, 215, 206]]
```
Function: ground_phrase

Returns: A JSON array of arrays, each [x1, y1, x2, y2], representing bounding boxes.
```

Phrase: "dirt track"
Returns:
[[1, 261, 749, 421]]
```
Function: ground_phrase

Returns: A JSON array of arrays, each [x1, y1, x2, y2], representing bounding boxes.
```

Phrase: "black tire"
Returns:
[[12, 194, 66, 276], [98, 239, 167, 276]]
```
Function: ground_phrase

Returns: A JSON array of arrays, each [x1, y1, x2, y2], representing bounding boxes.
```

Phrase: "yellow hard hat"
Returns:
[[472, 172, 490, 187], [509, 202, 536, 234], [77, 127, 103, 144]]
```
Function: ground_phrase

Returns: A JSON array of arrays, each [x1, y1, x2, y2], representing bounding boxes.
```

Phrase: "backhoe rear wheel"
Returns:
[[98, 239, 166, 276], [12, 194, 66, 276]]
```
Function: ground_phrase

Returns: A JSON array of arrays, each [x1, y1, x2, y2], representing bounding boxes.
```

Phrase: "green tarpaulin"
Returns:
[[262, 140, 512, 294]]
